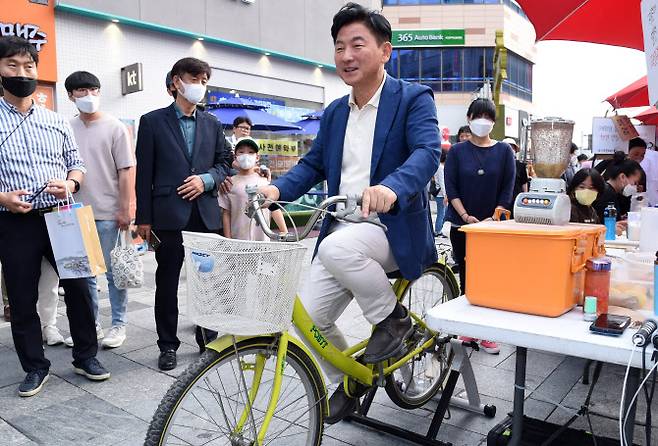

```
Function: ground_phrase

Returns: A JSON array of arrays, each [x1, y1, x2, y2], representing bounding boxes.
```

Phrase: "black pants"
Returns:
[[0, 212, 97, 373], [153, 204, 217, 352], [449, 226, 467, 295]]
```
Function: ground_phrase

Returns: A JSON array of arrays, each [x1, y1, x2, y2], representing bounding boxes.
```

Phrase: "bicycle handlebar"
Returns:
[[244, 185, 387, 242]]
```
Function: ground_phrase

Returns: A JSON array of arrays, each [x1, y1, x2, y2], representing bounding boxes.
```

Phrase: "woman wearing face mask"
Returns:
[[444, 98, 515, 355], [567, 168, 605, 224], [592, 151, 644, 226]]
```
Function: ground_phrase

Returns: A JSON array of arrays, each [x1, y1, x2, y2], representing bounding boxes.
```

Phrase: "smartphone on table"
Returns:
[[589, 314, 631, 337]]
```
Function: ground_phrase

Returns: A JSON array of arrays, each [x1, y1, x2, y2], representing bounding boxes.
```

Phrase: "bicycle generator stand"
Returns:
[[345, 338, 496, 446]]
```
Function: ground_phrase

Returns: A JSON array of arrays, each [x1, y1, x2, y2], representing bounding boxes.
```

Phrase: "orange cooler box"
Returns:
[[460, 221, 606, 317]]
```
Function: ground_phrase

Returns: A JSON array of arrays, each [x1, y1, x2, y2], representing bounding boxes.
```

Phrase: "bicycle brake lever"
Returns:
[[333, 195, 359, 219]]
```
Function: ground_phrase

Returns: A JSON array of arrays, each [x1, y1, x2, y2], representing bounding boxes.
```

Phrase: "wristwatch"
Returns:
[[69, 178, 80, 193]]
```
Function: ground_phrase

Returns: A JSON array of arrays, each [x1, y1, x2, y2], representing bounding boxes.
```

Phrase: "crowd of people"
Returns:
[[0, 5, 657, 427], [0, 36, 287, 395]]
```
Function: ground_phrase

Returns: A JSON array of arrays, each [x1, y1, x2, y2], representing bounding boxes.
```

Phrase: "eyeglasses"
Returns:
[[236, 126, 251, 131]]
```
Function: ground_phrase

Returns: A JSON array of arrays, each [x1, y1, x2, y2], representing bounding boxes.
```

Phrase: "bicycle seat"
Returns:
[[386, 270, 403, 279]]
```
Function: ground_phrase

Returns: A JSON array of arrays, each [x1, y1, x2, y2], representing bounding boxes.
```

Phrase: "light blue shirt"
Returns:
[[0, 98, 86, 211], [173, 104, 215, 192]]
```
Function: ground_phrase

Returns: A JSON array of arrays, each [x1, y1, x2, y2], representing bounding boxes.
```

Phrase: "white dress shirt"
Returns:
[[339, 75, 386, 201]]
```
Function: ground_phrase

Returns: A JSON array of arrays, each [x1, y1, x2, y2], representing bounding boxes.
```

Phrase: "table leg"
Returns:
[[622, 367, 640, 446], [510, 346, 527, 446]]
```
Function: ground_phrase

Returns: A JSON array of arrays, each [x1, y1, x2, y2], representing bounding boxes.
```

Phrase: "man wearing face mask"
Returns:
[[135, 57, 233, 370], [0, 36, 110, 397], [64, 71, 136, 349]]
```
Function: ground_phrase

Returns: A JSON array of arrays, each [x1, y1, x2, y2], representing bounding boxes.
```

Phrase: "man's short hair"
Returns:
[[331, 2, 392, 45], [233, 116, 253, 128], [171, 57, 211, 80], [165, 70, 174, 89], [0, 36, 38, 65], [64, 71, 101, 93], [629, 137, 647, 151]]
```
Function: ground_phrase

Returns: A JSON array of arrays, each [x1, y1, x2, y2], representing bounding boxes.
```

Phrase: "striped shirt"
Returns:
[[0, 98, 85, 211]]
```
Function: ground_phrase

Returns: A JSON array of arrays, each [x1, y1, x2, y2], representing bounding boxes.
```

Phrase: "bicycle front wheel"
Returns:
[[145, 336, 325, 446], [385, 265, 456, 409]]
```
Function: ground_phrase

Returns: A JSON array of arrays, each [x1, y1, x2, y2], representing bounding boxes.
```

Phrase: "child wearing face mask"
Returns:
[[218, 137, 288, 240], [567, 168, 605, 224], [592, 151, 645, 229]]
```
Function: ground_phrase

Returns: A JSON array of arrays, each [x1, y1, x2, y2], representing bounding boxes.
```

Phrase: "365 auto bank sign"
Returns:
[[392, 29, 465, 47]]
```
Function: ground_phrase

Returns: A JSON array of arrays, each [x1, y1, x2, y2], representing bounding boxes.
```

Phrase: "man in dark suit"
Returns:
[[136, 57, 232, 370]]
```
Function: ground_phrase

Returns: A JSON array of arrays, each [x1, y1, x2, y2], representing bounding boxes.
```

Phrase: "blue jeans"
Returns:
[[86, 220, 128, 327], [434, 196, 446, 233]]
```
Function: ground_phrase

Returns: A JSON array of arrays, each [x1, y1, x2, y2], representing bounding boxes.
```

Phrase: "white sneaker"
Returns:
[[101, 325, 126, 349], [42, 325, 64, 346], [63, 323, 104, 348]]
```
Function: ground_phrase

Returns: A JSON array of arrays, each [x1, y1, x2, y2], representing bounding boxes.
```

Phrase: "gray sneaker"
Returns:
[[101, 325, 126, 349]]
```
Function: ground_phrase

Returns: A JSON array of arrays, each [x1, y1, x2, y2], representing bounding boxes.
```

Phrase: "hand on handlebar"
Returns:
[[361, 185, 397, 218], [258, 185, 280, 203]]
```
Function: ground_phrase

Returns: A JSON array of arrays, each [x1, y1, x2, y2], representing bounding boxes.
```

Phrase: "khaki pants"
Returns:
[[299, 222, 398, 383]]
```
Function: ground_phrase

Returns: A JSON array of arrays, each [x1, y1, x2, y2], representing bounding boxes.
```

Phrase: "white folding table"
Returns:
[[426, 297, 656, 446]]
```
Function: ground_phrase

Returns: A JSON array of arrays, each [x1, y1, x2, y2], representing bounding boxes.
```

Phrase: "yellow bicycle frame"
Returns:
[[205, 263, 455, 445]]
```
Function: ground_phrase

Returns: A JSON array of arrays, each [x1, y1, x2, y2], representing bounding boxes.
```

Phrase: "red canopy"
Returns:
[[605, 75, 648, 109], [634, 106, 658, 125], [515, 0, 644, 51]]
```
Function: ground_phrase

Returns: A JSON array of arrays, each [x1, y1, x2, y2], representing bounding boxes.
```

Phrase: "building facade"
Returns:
[[2, 0, 352, 131], [382, 0, 536, 140]]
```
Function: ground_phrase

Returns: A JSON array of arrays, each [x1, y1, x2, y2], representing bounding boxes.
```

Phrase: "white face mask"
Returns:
[[177, 80, 206, 104], [75, 94, 100, 114], [469, 118, 494, 138], [237, 154, 257, 170], [622, 184, 638, 197]]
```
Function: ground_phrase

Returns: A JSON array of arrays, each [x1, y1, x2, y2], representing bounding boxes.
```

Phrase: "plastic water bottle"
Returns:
[[603, 203, 617, 241], [654, 251, 658, 317]]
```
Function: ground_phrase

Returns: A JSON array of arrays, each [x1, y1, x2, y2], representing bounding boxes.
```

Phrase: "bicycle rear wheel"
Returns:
[[145, 336, 325, 446], [385, 265, 456, 409]]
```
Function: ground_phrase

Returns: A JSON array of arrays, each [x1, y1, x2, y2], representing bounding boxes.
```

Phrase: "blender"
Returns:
[[513, 117, 574, 225]]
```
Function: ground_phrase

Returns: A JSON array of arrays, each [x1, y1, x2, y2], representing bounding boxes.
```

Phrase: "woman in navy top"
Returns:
[[444, 98, 515, 354]]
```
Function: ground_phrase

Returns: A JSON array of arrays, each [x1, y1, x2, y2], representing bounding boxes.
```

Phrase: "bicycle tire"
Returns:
[[145, 336, 326, 446], [384, 264, 457, 409]]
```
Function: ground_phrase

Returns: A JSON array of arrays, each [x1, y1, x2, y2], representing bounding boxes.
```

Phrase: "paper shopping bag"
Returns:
[[44, 205, 107, 279], [611, 115, 639, 141]]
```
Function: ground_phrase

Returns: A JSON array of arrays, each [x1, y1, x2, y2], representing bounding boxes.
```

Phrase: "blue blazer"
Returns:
[[135, 103, 233, 231], [273, 76, 440, 280]]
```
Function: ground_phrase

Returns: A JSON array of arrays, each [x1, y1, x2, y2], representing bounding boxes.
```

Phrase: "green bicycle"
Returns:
[[145, 192, 459, 446]]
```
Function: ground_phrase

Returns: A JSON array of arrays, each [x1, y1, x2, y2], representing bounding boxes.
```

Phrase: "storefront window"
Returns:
[[421, 49, 441, 81], [441, 48, 462, 90], [383, 0, 529, 20], [399, 49, 421, 81], [386, 47, 532, 101], [386, 50, 400, 78]]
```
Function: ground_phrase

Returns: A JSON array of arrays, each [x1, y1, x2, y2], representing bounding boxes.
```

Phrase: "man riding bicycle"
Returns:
[[259, 3, 440, 424]]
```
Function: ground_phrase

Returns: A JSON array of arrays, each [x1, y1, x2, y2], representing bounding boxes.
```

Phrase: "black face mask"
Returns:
[[1, 76, 37, 98]]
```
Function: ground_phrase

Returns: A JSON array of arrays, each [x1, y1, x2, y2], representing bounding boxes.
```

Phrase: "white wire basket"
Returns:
[[182, 231, 307, 336]]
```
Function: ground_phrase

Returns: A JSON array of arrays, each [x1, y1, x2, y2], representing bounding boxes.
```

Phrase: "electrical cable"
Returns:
[[620, 345, 637, 446], [622, 361, 658, 445], [641, 344, 651, 446]]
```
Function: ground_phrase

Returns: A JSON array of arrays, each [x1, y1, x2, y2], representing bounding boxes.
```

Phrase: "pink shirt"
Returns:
[[218, 172, 271, 241]]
